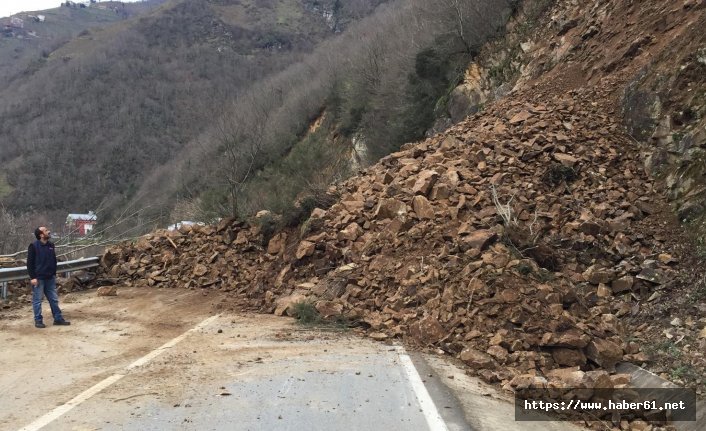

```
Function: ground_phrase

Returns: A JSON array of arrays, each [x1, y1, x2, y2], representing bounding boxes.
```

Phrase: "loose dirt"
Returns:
[[0, 287, 224, 429]]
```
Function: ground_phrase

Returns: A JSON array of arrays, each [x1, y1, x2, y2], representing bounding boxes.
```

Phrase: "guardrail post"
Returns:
[[1, 281, 7, 300]]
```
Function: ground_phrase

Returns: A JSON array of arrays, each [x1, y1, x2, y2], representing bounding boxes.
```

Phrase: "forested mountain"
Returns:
[[0, 0, 514, 235], [0, 0, 387, 221]]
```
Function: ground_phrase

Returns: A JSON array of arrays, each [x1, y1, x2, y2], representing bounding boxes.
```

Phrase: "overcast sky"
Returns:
[[1, 1, 144, 19]]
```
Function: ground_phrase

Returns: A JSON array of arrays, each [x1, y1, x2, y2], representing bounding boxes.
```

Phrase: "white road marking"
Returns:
[[17, 314, 220, 431], [127, 314, 219, 370], [17, 375, 124, 431], [395, 345, 450, 431]]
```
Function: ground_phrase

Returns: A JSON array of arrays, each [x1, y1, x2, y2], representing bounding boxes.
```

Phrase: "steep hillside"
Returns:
[[444, 0, 706, 223], [0, 0, 385, 222]]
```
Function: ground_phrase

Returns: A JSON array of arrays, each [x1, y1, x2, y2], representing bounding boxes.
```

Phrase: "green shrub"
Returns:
[[292, 301, 321, 325]]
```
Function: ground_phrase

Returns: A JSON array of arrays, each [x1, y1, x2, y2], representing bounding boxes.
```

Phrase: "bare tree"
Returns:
[[215, 86, 283, 217], [0, 205, 31, 256], [423, 0, 513, 55]]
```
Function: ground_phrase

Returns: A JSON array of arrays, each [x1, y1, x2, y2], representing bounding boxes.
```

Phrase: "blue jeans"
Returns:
[[32, 277, 63, 323]]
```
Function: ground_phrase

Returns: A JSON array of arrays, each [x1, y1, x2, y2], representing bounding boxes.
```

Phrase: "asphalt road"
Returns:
[[1, 287, 588, 431], [0, 288, 470, 431]]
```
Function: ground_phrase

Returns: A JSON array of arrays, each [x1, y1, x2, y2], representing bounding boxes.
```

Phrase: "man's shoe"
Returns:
[[35, 321, 46, 328], [54, 320, 70, 326]]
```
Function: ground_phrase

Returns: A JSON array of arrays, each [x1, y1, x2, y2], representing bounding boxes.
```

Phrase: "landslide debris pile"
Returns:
[[98, 88, 685, 397]]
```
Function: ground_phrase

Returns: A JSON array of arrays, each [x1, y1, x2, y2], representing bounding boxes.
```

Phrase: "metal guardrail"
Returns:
[[0, 256, 100, 300]]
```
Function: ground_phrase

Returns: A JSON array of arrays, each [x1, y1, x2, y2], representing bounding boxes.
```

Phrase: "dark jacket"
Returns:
[[27, 240, 57, 280]]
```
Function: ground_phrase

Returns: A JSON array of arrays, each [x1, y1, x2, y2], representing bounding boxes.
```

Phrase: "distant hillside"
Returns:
[[0, 0, 386, 223], [0, 1, 167, 89]]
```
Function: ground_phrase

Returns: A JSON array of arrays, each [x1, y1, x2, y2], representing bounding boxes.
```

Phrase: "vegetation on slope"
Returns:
[[0, 0, 385, 224], [165, 0, 517, 224]]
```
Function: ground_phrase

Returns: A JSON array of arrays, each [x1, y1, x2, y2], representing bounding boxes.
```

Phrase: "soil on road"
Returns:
[[0, 287, 225, 429]]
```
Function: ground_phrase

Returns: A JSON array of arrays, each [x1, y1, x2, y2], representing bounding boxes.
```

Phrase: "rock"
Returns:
[[234, 230, 249, 245], [553, 153, 579, 166], [457, 222, 474, 236], [462, 230, 498, 251], [611, 276, 634, 294], [583, 266, 614, 284], [520, 41, 533, 53], [546, 368, 588, 388], [296, 282, 317, 291], [274, 293, 308, 317], [498, 289, 521, 303], [311, 208, 326, 218], [83, 36, 704, 397], [255, 210, 272, 220], [315, 300, 343, 318], [96, 286, 117, 296], [509, 110, 532, 124], [267, 232, 287, 255], [193, 264, 208, 277], [412, 170, 440, 196], [447, 64, 486, 122], [369, 332, 389, 341], [596, 283, 612, 297], [410, 315, 446, 344], [507, 374, 547, 390], [543, 330, 590, 348], [341, 200, 364, 213], [636, 267, 665, 284], [101, 248, 122, 269], [610, 374, 631, 386], [460, 348, 496, 370], [412, 195, 435, 219], [62, 294, 79, 303], [375, 198, 407, 220], [478, 369, 498, 383], [628, 420, 651, 431], [487, 345, 509, 363], [586, 339, 623, 371], [583, 370, 613, 389], [578, 221, 603, 236], [295, 241, 316, 260], [484, 251, 510, 268], [430, 183, 451, 200], [338, 223, 363, 241], [552, 348, 587, 366]]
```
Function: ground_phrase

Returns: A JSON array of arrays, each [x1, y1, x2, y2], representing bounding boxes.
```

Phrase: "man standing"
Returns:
[[26, 226, 70, 328]]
